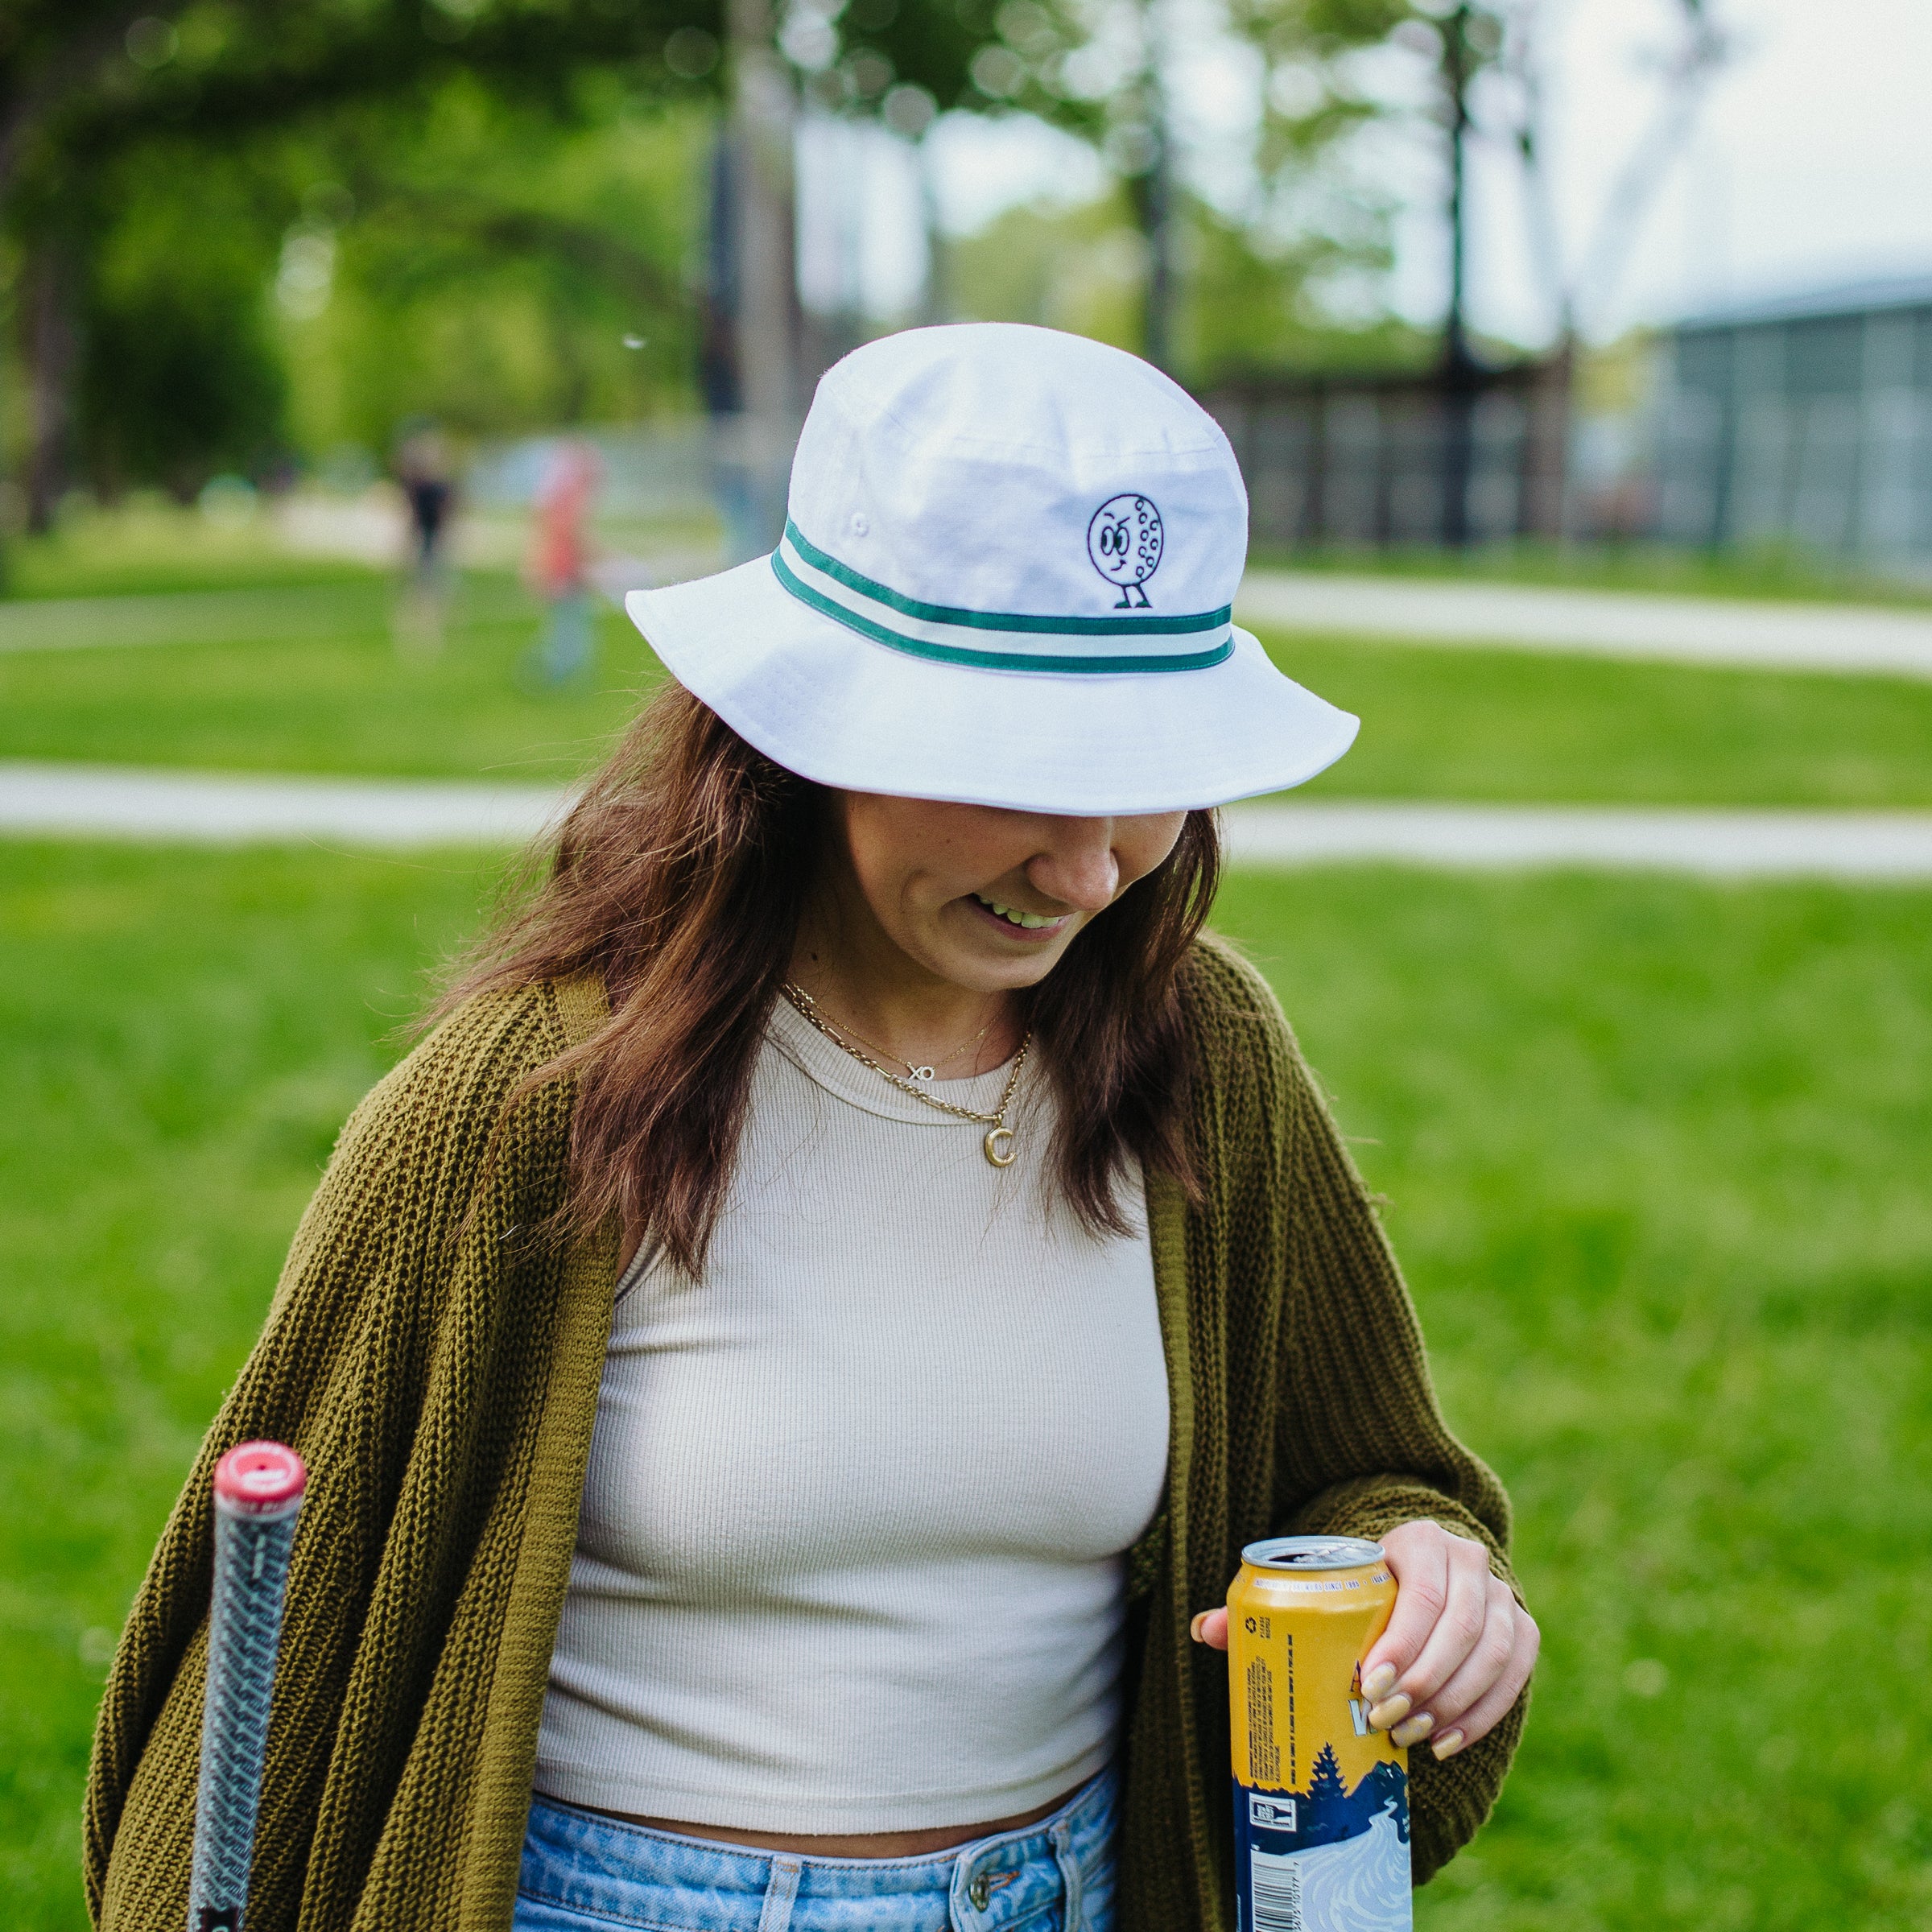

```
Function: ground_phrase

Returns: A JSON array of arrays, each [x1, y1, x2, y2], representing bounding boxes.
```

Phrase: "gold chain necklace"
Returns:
[[780, 982, 1030, 1168], [784, 985, 991, 1085]]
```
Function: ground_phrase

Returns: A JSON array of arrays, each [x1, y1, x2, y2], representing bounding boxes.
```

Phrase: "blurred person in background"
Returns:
[[393, 420, 458, 655], [524, 440, 602, 687], [86, 328, 1534, 1932]]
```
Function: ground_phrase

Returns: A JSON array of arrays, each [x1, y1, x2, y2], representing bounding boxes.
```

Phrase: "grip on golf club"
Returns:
[[188, 1442, 307, 1932], [213, 1440, 306, 1517]]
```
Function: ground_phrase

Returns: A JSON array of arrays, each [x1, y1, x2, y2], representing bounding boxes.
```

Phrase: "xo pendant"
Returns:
[[908, 1065, 935, 1084], [983, 1125, 1016, 1168]]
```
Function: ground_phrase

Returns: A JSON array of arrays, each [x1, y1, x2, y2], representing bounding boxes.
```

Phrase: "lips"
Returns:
[[971, 892, 1071, 935]]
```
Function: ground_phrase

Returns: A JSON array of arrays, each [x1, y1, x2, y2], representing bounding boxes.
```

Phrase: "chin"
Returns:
[[963, 944, 1071, 989]]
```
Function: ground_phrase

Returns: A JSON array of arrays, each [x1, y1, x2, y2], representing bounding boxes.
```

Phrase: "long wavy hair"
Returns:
[[443, 682, 1220, 1276]]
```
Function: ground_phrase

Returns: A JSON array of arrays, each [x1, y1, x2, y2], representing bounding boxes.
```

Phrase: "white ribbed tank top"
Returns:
[[533, 997, 1170, 1833]]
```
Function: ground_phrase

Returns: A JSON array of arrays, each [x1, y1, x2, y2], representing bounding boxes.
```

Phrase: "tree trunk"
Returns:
[[920, 135, 948, 327], [1142, 115, 1175, 373], [1124, 0, 1176, 374], [727, 0, 799, 427], [1521, 336, 1574, 539], [720, 0, 801, 554], [1438, 3, 1476, 547], [24, 233, 81, 535]]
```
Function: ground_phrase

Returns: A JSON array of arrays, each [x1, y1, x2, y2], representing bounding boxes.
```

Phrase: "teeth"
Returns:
[[973, 893, 1063, 931]]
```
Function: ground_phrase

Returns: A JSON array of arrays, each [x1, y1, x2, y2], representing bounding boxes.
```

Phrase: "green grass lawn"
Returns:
[[1215, 868, 1932, 1929], [2, 502, 383, 601], [5, 585, 1932, 805], [3, 842, 1927, 1928], [1262, 632, 1932, 808], [0, 583, 653, 782], [1247, 539, 1932, 609]]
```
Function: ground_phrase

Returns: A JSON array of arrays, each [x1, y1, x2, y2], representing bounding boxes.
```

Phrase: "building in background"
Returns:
[[1653, 275, 1932, 568], [1203, 363, 1568, 554]]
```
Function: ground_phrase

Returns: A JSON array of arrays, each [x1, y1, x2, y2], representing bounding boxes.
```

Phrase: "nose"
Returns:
[[1026, 819, 1121, 913]]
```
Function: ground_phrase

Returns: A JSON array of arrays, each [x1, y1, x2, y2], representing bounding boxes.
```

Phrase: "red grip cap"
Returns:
[[214, 1441, 308, 1513]]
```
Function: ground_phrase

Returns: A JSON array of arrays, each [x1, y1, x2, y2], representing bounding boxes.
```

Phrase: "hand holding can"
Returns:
[[1223, 1537, 1410, 1932]]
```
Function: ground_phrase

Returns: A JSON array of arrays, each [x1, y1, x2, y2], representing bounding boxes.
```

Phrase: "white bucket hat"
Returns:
[[625, 322, 1357, 815]]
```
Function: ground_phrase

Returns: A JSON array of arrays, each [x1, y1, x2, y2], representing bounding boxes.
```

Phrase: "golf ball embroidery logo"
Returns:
[[1087, 494, 1164, 608]]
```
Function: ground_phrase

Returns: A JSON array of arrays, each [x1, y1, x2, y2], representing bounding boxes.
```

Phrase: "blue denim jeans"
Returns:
[[513, 1766, 1117, 1932]]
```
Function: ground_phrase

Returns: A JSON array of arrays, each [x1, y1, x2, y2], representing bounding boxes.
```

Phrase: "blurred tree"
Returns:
[[277, 85, 712, 449], [944, 184, 1431, 386], [947, 0, 1422, 369], [1179, 200, 1432, 382], [78, 147, 287, 499], [1470, 0, 1731, 531], [947, 188, 1143, 349], [1488, 0, 1729, 346], [0, 0, 704, 530], [0, 0, 1044, 540]]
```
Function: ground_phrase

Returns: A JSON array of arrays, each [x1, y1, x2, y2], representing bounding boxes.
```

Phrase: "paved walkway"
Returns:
[[5, 762, 1931, 879], [0, 762, 568, 846], [1236, 572, 1932, 679], [1222, 801, 1932, 879]]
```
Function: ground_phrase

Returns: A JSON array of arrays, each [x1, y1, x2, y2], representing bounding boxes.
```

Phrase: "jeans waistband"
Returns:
[[518, 1766, 1117, 1932]]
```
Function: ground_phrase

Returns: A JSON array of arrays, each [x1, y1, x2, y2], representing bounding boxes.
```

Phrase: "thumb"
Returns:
[[1190, 1608, 1230, 1650]]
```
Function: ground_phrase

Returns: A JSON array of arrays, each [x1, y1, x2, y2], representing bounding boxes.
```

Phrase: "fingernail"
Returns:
[[1429, 1729, 1466, 1761], [1391, 1712, 1435, 1748], [1189, 1612, 1208, 1642], [1367, 1694, 1411, 1730], [1360, 1663, 1397, 1702]]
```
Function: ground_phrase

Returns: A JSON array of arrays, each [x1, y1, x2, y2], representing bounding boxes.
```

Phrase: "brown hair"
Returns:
[[446, 682, 1218, 1275]]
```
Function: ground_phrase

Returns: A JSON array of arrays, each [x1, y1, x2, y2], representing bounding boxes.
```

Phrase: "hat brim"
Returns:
[[626, 557, 1359, 816]]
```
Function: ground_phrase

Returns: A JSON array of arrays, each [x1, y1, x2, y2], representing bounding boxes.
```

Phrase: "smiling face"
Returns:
[[819, 792, 1190, 996]]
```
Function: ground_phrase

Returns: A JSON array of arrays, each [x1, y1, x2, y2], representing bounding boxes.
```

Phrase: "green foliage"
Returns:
[[946, 191, 1145, 350], [1215, 0, 1426, 253], [1, 0, 735, 503], [1291, 0, 1418, 48], [945, 189, 1431, 385], [279, 85, 713, 449], [1179, 201, 1432, 382], [76, 151, 288, 499], [938, 0, 1430, 353], [1, 0, 1050, 501]]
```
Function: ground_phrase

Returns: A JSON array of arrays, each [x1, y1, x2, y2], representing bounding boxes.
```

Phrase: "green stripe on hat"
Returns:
[[770, 549, 1235, 675], [784, 520, 1232, 638]]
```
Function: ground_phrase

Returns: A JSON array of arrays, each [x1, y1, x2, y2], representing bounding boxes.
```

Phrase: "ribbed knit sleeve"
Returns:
[[1174, 939, 1529, 1891], [84, 978, 618, 1932], [1270, 1030, 1528, 1881]]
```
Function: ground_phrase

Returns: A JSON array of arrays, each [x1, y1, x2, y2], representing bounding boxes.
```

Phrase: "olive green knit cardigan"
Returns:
[[85, 939, 1526, 1932]]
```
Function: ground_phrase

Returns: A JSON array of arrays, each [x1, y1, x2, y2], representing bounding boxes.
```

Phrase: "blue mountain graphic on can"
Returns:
[[1232, 1751, 1411, 1931]]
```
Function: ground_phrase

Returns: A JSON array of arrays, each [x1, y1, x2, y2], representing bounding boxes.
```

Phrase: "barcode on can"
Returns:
[[1250, 1850, 1303, 1932]]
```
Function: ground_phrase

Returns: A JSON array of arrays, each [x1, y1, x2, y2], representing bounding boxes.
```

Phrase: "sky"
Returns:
[[1436, 0, 1932, 342], [847, 0, 1932, 345]]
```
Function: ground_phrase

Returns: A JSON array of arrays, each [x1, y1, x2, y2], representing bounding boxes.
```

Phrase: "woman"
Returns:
[[86, 325, 1536, 1932]]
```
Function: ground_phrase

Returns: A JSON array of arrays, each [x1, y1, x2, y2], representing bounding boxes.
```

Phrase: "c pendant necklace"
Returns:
[[780, 982, 1030, 1168]]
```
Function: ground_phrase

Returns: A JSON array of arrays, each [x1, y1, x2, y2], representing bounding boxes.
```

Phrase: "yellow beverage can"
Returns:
[[1227, 1535, 1410, 1931]]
